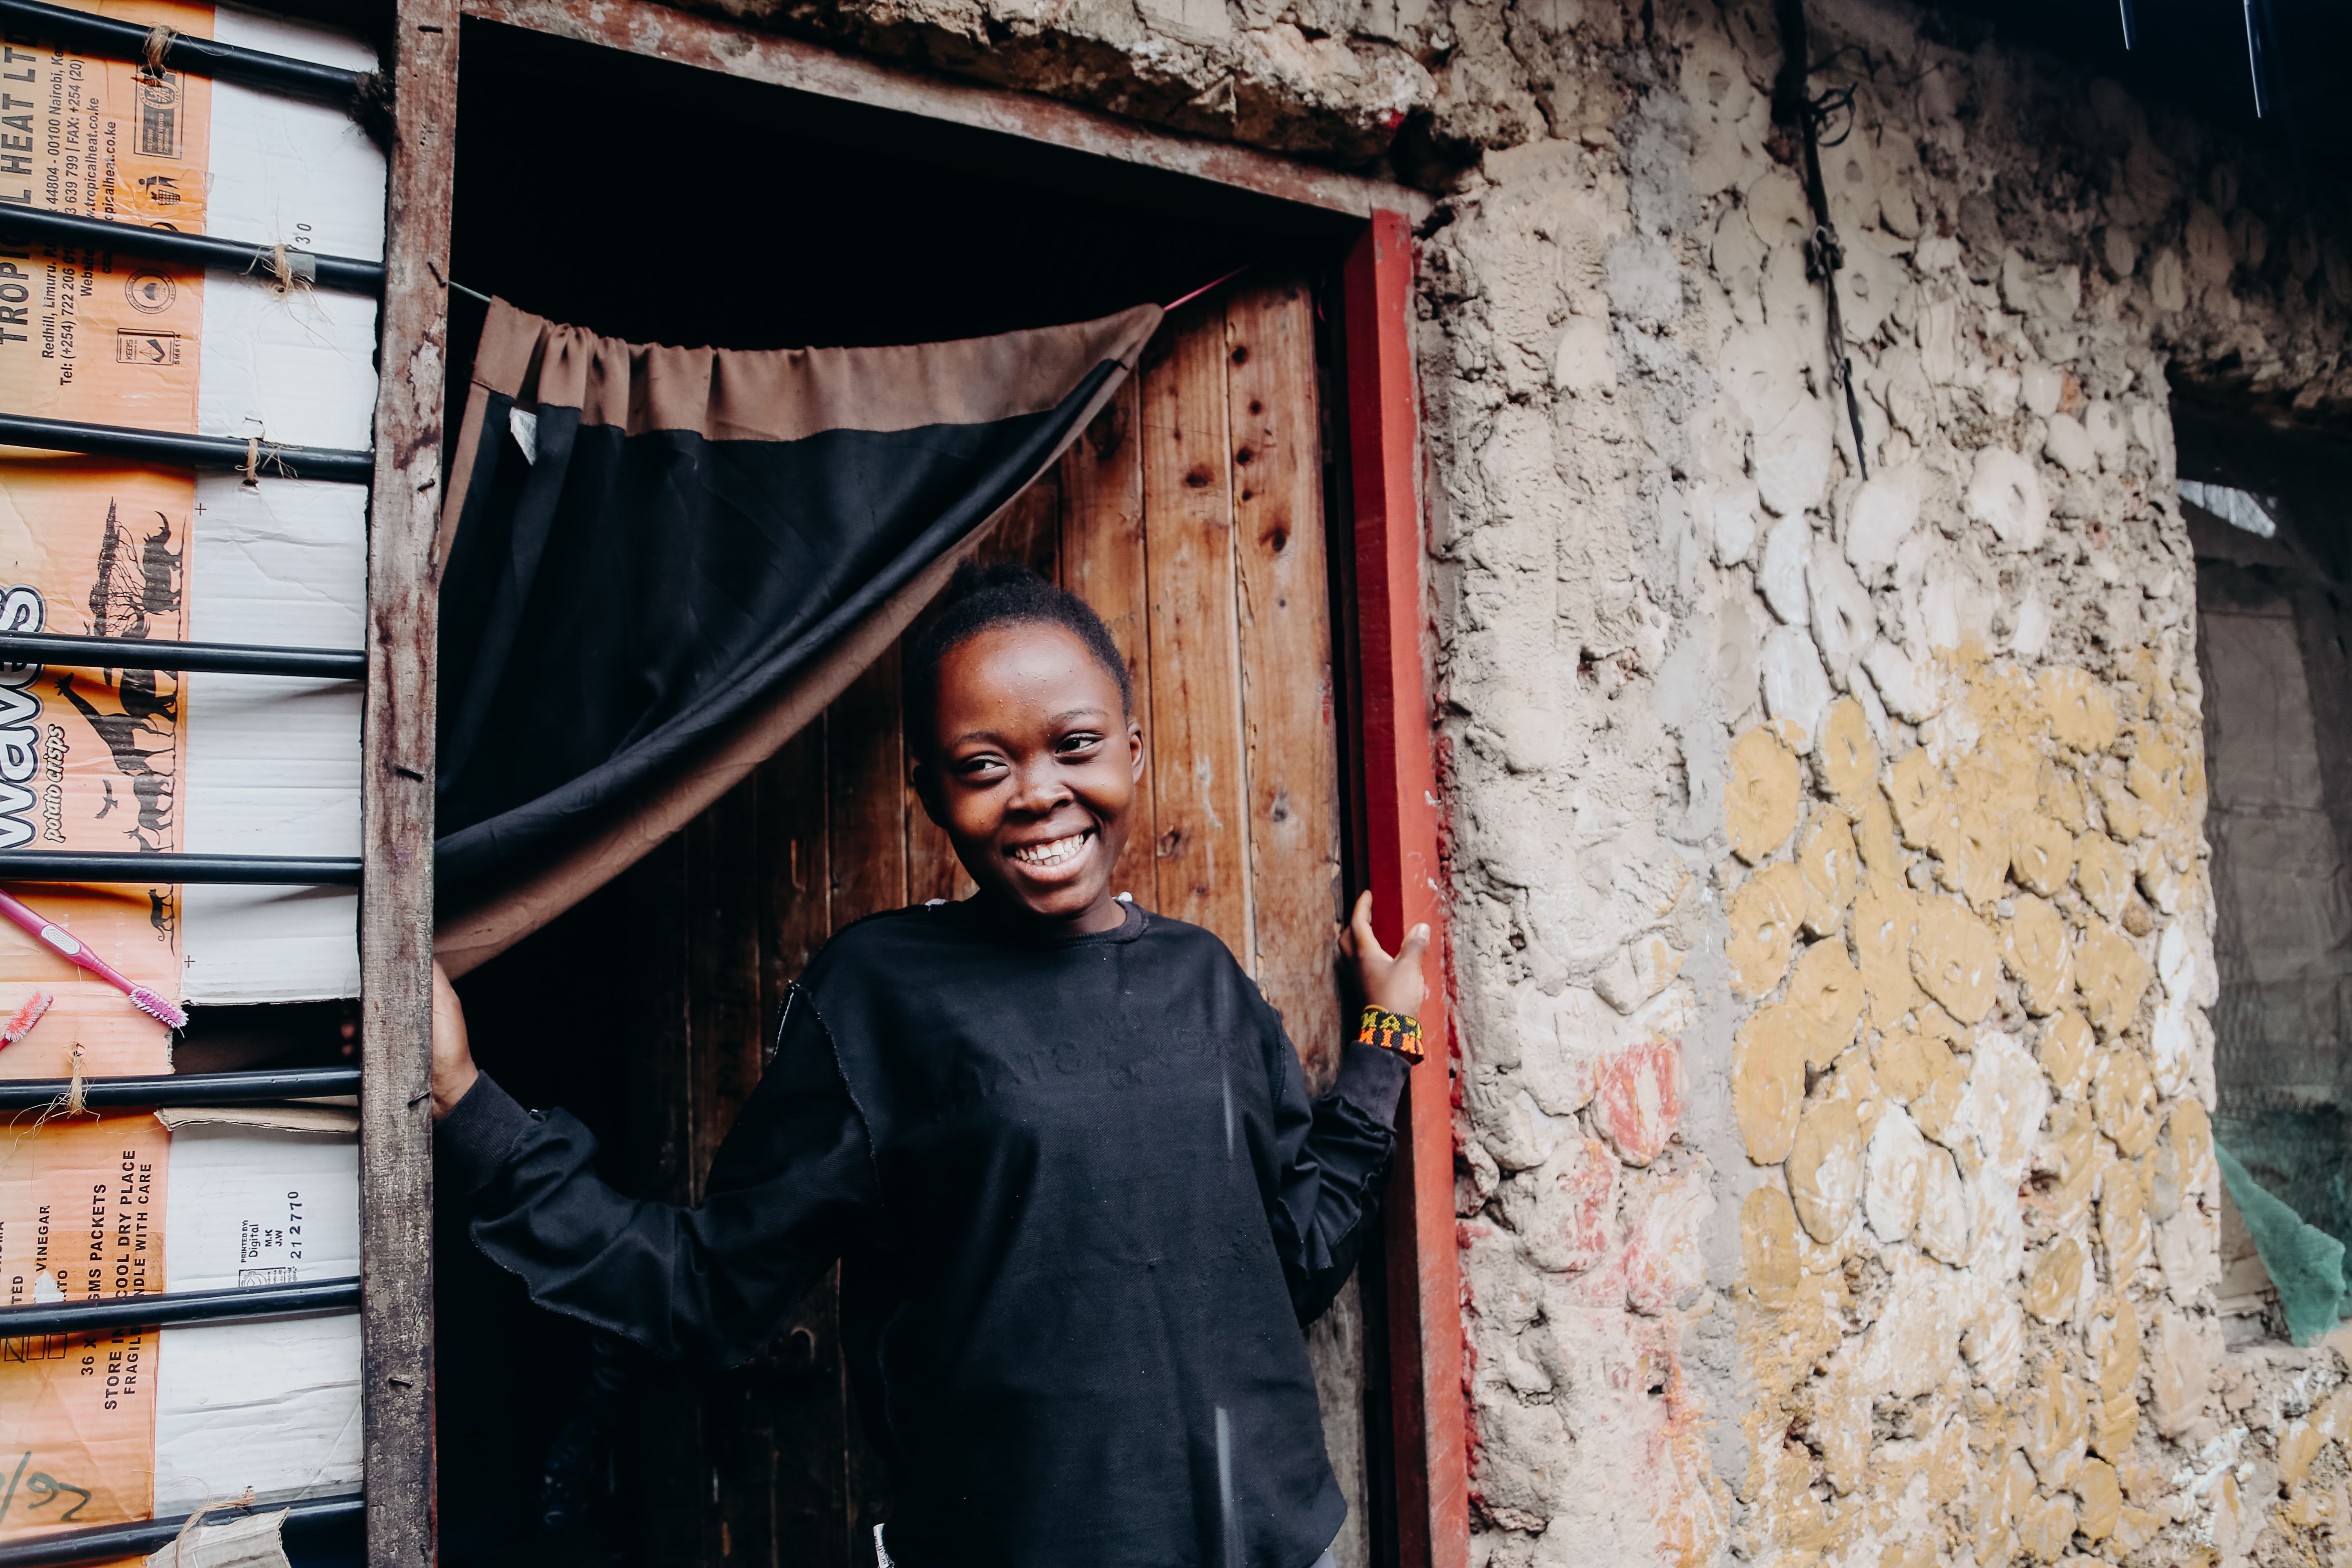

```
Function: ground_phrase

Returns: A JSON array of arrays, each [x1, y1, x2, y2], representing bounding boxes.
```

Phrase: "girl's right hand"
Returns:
[[1340, 891, 1430, 1020], [430, 960, 480, 1120]]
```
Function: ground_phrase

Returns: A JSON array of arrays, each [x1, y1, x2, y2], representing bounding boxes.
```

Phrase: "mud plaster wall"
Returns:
[[1408, 0, 2352, 1563], [676, 0, 2352, 1560]]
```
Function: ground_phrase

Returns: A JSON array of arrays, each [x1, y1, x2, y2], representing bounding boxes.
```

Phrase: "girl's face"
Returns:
[[915, 620, 1143, 932]]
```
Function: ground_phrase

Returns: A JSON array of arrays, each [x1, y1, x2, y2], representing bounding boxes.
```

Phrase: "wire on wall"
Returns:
[[1771, 0, 1870, 484]]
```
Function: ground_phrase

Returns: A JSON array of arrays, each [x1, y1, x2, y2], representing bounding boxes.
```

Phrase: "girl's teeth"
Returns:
[[1015, 833, 1087, 866]]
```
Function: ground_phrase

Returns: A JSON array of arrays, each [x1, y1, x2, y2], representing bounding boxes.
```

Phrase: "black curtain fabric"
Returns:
[[433, 299, 1158, 906]]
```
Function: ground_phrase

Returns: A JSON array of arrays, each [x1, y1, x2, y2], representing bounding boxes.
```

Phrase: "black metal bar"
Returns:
[[0, 1066, 360, 1111], [0, 631, 365, 679], [0, 0, 370, 105], [0, 414, 373, 484], [0, 207, 384, 294], [0, 1492, 364, 1568], [0, 1278, 360, 1336], [0, 851, 361, 884]]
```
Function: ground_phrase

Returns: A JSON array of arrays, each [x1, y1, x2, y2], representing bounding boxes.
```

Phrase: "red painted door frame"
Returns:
[[1341, 211, 1467, 1568]]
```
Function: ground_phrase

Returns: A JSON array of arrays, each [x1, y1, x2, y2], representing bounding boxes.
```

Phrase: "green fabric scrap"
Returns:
[[2217, 1142, 2350, 1346]]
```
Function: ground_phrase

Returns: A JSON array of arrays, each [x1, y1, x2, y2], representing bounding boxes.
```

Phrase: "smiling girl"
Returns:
[[430, 562, 1430, 1568]]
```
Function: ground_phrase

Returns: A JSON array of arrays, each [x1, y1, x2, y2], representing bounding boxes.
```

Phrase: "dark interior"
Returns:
[[440, 19, 1357, 412]]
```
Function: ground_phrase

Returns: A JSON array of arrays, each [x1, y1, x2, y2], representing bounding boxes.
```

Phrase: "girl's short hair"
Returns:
[[903, 561, 1134, 752]]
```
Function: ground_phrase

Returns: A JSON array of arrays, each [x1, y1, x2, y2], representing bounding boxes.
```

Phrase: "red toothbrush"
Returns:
[[0, 886, 187, 1030]]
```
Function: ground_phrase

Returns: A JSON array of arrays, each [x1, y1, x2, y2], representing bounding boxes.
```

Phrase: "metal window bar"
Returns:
[[0, 414, 373, 484], [0, 1278, 361, 1336], [0, 1066, 360, 1111], [0, 207, 385, 295], [0, 1492, 364, 1568], [0, 632, 365, 680], [0, 0, 374, 107], [0, 851, 361, 884]]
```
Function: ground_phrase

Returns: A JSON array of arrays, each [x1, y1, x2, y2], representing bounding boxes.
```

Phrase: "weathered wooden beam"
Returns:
[[1341, 211, 1466, 1568], [361, 0, 457, 1564], [457, 0, 1433, 225]]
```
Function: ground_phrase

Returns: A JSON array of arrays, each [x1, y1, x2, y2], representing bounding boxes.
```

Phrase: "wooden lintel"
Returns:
[[457, 0, 1435, 224], [361, 0, 457, 1564]]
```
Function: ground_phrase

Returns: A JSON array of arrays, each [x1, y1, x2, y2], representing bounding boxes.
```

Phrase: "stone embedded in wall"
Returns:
[[2089, 1298, 2142, 1459], [2009, 813, 2075, 897], [1807, 540, 1875, 687], [1794, 811, 1857, 935], [2022, 1356, 2090, 1486], [1739, 1185, 1802, 1312], [1998, 893, 2074, 1015], [2039, 1009, 2097, 1099], [1815, 697, 1877, 814], [1759, 625, 1833, 744], [1727, 862, 1806, 996], [1783, 938, 1864, 1067], [1788, 1092, 1864, 1243], [1909, 897, 1999, 1024], [2041, 1103, 2097, 1229], [2075, 920, 2152, 1038], [1757, 511, 1811, 624], [2098, 1152, 2154, 1278], [1864, 1103, 1933, 1244], [1851, 880, 1922, 1026], [2148, 1309, 2215, 1441], [1733, 1002, 1810, 1165], [2091, 1041, 2159, 1156], [1726, 725, 1802, 863], [1963, 447, 2050, 552], [1512, 1134, 1619, 1275], [1592, 1038, 1684, 1167], [2026, 1236, 2086, 1323], [1843, 472, 1919, 575], [2039, 668, 2121, 755]]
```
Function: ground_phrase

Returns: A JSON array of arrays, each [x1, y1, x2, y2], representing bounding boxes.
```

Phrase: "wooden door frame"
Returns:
[[366, 4, 457, 1568], [371, 9, 1463, 1567]]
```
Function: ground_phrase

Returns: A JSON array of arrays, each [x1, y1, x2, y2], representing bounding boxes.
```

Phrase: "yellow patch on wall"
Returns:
[[2039, 1009, 2096, 1100], [1796, 812, 1858, 935], [1909, 897, 1999, 1024], [1999, 893, 2075, 1015], [1851, 881, 1922, 1027], [1728, 861, 1808, 996], [2038, 666, 2119, 752], [2075, 921, 2152, 1038], [1729, 725, 1804, 863], [2010, 813, 2074, 896]]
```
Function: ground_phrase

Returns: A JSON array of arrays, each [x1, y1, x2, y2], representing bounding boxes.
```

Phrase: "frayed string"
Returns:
[[63, 1044, 86, 1116], [1163, 266, 1247, 313], [141, 25, 172, 75]]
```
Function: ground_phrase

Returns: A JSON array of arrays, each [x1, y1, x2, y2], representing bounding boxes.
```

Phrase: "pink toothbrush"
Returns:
[[0, 886, 187, 1029]]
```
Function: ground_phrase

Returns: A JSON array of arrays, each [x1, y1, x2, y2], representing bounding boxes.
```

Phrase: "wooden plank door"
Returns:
[[524, 273, 1362, 1568]]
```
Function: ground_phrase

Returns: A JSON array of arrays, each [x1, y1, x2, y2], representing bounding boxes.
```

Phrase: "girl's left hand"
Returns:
[[1341, 890, 1430, 1020]]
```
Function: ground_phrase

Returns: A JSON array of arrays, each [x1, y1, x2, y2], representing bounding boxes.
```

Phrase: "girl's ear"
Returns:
[[1127, 718, 1145, 782], [910, 760, 948, 828]]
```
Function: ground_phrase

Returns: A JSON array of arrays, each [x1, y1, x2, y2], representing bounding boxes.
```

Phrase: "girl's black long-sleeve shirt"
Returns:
[[436, 898, 1412, 1568]]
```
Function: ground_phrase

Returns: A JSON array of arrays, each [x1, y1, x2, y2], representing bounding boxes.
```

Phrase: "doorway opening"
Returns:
[[2182, 397, 2352, 1337], [434, 20, 1388, 1568]]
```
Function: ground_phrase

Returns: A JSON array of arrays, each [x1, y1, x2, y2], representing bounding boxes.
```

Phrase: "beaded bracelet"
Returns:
[[1359, 1005, 1424, 1064]]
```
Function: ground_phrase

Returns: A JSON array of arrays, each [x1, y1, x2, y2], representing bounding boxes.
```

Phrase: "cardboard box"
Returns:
[[0, 0, 381, 1062]]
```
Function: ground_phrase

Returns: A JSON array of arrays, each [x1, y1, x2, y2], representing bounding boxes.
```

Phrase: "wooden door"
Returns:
[[472, 274, 1366, 1568]]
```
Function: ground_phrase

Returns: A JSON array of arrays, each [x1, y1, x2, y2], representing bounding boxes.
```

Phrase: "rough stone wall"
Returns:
[[1410, 0, 2352, 1563], [679, 0, 2352, 1560]]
